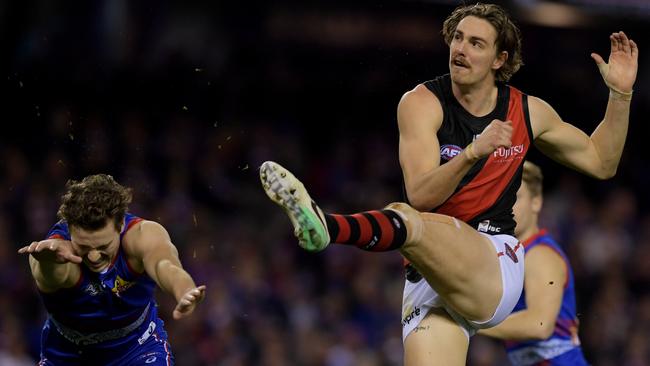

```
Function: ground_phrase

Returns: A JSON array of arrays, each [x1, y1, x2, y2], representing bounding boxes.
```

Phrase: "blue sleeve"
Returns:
[[46, 220, 71, 240]]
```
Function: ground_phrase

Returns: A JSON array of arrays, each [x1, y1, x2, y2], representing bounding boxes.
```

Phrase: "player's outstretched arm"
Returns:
[[532, 32, 638, 179], [479, 245, 566, 340], [18, 239, 82, 292], [131, 221, 206, 320]]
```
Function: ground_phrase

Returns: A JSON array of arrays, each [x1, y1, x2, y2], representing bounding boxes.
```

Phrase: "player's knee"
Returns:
[[385, 202, 423, 243]]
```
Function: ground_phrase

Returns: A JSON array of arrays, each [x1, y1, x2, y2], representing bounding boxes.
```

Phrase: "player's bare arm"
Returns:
[[127, 221, 206, 320], [18, 239, 82, 292], [480, 245, 566, 340], [399, 85, 477, 211], [531, 31, 638, 179]]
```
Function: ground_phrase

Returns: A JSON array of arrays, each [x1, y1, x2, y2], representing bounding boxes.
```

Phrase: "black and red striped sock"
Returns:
[[324, 210, 407, 251]]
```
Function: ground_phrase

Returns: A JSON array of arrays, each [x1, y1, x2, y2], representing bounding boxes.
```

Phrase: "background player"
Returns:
[[478, 161, 588, 365]]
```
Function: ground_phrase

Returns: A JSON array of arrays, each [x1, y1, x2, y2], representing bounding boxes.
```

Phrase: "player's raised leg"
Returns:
[[260, 161, 517, 322]]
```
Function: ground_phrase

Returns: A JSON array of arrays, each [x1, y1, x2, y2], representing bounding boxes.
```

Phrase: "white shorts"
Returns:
[[401, 233, 525, 341]]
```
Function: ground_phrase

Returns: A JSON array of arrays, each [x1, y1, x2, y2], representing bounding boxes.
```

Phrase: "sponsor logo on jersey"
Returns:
[[112, 275, 135, 297], [440, 144, 463, 161], [493, 144, 525, 161]]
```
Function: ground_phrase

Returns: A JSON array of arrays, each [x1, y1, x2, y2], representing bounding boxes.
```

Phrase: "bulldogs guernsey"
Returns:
[[39, 214, 173, 365], [424, 73, 534, 235], [505, 230, 588, 366]]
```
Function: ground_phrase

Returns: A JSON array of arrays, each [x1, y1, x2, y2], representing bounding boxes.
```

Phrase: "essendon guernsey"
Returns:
[[421, 74, 534, 236]]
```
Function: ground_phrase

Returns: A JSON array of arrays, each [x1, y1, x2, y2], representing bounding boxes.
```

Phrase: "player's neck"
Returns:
[[451, 79, 498, 117], [518, 224, 540, 244]]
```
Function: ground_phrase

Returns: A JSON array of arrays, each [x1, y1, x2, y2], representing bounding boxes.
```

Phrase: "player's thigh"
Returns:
[[397, 210, 502, 320], [390, 202, 499, 286], [403, 307, 469, 366]]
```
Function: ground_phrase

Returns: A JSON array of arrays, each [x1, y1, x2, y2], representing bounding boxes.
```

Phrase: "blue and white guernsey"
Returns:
[[38, 213, 174, 366], [505, 229, 588, 366]]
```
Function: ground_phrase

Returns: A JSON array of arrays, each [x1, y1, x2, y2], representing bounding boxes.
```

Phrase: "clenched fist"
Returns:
[[472, 119, 513, 159]]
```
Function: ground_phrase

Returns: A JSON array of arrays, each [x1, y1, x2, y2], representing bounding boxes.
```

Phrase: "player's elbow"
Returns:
[[529, 321, 555, 340], [592, 157, 620, 180], [598, 167, 617, 180], [409, 200, 431, 212], [589, 167, 617, 180], [405, 190, 437, 212], [409, 197, 436, 212], [155, 258, 181, 276]]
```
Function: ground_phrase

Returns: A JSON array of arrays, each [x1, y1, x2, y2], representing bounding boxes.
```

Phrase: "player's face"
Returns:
[[448, 16, 506, 85], [70, 220, 122, 273]]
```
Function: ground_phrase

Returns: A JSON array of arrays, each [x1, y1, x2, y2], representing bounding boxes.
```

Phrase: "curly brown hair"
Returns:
[[57, 174, 132, 231], [442, 3, 523, 82]]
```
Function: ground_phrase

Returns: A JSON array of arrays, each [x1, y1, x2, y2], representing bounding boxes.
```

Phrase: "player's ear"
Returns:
[[492, 51, 508, 70], [531, 195, 542, 215]]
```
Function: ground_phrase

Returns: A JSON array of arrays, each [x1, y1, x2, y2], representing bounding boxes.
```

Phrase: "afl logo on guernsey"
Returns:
[[440, 144, 462, 161]]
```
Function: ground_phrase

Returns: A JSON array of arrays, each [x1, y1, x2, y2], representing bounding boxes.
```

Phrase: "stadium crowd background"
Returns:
[[2, 0, 649, 365]]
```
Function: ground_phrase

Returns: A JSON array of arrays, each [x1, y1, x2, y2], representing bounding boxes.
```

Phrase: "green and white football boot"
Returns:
[[260, 161, 330, 252]]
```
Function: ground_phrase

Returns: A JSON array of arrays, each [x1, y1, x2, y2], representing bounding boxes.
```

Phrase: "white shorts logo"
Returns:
[[402, 306, 421, 326], [138, 321, 156, 345]]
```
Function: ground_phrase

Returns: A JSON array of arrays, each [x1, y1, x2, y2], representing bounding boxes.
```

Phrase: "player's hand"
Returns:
[[471, 119, 513, 158], [173, 285, 206, 320], [591, 31, 638, 94], [17, 239, 83, 264]]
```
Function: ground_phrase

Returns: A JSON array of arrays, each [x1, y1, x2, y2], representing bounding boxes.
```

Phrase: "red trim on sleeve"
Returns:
[[522, 229, 548, 249], [125, 217, 144, 232], [120, 217, 143, 254], [120, 217, 145, 274]]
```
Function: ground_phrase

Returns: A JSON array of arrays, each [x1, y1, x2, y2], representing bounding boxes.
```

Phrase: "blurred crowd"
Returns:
[[2, 1, 650, 365], [1, 117, 650, 365]]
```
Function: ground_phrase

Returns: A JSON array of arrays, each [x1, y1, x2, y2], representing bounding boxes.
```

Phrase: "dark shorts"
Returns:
[[39, 317, 174, 366]]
